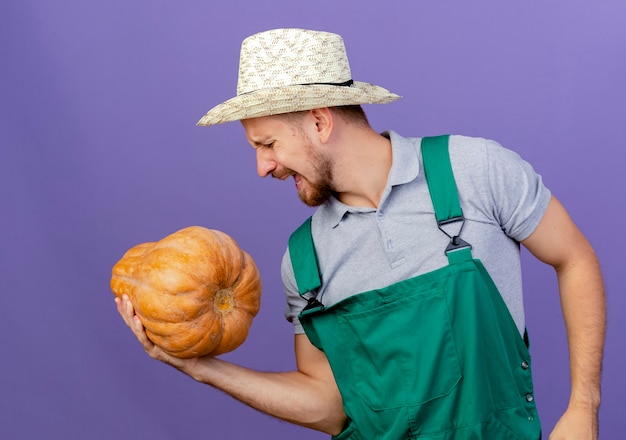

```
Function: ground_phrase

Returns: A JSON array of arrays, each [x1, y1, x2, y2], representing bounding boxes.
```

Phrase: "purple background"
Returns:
[[1, 1, 624, 438]]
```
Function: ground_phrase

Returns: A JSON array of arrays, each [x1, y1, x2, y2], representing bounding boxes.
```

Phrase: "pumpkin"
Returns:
[[110, 226, 262, 358]]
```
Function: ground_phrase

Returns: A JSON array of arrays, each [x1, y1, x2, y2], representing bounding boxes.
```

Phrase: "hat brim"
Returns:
[[196, 81, 401, 126]]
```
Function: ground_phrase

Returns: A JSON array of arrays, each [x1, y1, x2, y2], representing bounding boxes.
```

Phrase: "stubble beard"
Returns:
[[298, 155, 334, 207], [272, 131, 336, 207], [288, 134, 335, 207]]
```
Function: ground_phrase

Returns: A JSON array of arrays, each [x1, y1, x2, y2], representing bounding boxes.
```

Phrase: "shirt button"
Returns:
[[378, 212, 385, 220], [525, 393, 534, 402], [521, 361, 529, 370]]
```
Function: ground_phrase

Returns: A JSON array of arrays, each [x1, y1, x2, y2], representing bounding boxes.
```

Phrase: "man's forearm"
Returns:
[[557, 247, 606, 409], [182, 356, 346, 435]]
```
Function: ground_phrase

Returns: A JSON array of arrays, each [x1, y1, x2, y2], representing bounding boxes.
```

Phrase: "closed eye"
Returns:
[[252, 140, 275, 150]]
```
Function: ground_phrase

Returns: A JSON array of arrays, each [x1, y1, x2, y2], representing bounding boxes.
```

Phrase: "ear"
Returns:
[[308, 108, 334, 144]]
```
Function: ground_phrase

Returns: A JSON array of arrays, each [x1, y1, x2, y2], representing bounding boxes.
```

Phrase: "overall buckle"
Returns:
[[438, 216, 472, 254]]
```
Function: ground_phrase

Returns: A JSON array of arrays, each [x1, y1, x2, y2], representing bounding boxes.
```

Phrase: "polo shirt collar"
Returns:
[[322, 131, 421, 228]]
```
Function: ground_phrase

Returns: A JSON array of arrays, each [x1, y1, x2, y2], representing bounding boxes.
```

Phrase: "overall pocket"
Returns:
[[337, 287, 462, 411]]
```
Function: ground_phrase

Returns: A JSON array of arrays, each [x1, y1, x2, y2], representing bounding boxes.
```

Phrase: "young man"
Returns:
[[116, 28, 605, 439]]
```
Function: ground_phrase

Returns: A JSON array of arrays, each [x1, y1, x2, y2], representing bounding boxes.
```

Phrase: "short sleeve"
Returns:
[[281, 248, 308, 334], [485, 140, 551, 241]]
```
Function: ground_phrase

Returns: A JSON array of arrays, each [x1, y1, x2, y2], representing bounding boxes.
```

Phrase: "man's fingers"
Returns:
[[114, 295, 136, 328], [114, 295, 182, 365]]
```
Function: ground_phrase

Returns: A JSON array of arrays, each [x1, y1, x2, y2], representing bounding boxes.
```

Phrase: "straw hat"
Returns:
[[197, 28, 401, 126]]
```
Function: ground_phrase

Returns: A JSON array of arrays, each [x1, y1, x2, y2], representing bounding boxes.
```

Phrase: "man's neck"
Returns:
[[332, 129, 392, 208]]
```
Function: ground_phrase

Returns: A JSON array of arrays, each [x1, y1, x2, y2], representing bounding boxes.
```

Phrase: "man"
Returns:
[[116, 28, 605, 439]]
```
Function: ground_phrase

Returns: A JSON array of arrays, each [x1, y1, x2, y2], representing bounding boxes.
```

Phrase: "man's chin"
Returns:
[[298, 195, 323, 207], [297, 189, 331, 207]]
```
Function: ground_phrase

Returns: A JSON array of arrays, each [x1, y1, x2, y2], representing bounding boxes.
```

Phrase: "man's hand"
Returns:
[[549, 404, 599, 439], [114, 295, 196, 372]]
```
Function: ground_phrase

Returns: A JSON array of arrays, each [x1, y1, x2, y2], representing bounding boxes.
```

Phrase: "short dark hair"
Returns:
[[329, 105, 369, 127], [277, 105, 370, 128]]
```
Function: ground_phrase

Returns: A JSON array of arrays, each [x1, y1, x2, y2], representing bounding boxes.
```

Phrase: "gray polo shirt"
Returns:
[[281, 131, 551, 336]]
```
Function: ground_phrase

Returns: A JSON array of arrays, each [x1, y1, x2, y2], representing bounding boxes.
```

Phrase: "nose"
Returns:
[[256, 148, 277, 177]]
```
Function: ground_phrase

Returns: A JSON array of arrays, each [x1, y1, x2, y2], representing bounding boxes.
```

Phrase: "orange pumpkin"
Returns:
[[110, 226, 262, 358]]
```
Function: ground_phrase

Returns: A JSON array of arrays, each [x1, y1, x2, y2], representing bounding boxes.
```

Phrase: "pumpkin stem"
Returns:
[[214, 289, 234, 313]]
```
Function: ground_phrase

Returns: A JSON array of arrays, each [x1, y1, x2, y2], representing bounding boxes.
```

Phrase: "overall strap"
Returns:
[[421, 135, 473, 263], [288, 217, 322, 299]]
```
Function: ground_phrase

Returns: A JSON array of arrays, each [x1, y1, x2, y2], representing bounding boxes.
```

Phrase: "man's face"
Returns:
[[241, 114, 334, 207]]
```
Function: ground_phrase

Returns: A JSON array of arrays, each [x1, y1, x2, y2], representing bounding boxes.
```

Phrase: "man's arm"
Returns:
[[521, 196, 606, 440], [115, 296, 346, 435]]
